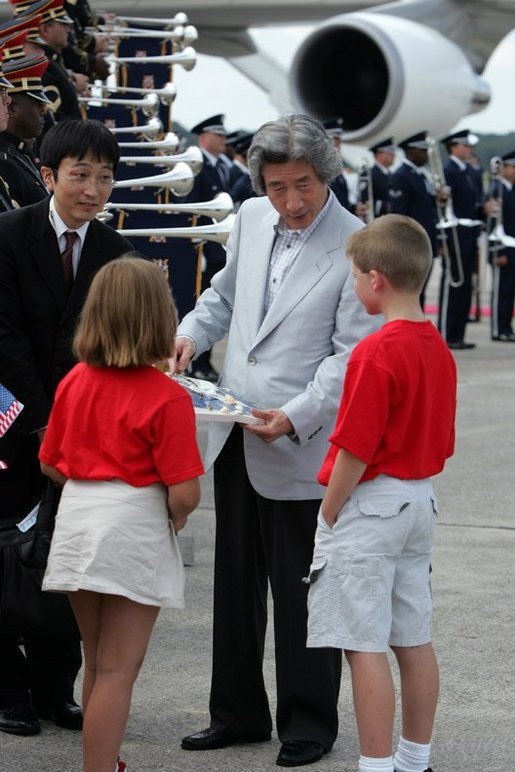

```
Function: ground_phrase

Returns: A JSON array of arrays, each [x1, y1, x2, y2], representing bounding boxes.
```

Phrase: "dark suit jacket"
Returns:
[[0, 198, 132, 442], [370, 165, 391, 217], [389, 161, 438, 254]]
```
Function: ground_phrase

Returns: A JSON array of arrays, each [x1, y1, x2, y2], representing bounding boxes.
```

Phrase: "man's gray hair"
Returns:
[[247, 114, 342, 195]]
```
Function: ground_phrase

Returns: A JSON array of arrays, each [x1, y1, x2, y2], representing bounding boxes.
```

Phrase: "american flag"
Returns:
[[0, 384, 24, 467], [0, 383, 23, 438]]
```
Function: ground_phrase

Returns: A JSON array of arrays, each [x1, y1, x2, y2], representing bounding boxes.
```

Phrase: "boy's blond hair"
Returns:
[[347, 214, 432, 292], [74, 256, 177, 367]]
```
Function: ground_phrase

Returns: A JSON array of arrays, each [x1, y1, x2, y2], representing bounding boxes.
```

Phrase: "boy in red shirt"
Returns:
[[306, 214, 456, 772]]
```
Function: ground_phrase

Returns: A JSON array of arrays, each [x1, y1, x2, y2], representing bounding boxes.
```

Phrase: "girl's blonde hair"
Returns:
[[74, 256, 177, 367]]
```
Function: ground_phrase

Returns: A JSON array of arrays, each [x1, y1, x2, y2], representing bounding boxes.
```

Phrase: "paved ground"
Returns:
[[2, 284, 515, 771]]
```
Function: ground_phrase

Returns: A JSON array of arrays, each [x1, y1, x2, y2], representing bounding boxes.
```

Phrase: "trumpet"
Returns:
[[427, 137, 464, 288], [119, 146, 203, 175], [109, 117, 163, 139], [116, 214, 235, 245], [79, 92, 160, 117], [113, 162, 194, 197], [107, 46, 196, 71], [110, 13, 188, 27], [100, 82, 177, 106], [488, 157, 515, 250], [103, 192, 234, 222], [117, 132, 179, 152], [98, 25, 198, 46], [357, 157, 374, 223]]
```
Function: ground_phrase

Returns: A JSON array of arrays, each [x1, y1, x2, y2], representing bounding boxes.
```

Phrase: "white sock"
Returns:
[[394, 737, 431, 772], [359, 755, 394, 772]]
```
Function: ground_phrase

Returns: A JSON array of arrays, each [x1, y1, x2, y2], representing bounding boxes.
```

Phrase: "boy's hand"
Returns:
[[321, 507, 337, 529], [171, 513, 188, 533]]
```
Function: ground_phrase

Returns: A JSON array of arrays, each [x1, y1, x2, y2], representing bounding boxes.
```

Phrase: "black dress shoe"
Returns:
[[492, 333, 515, 342], [276, 740, 327, 767], [0, 705, 41, 736], [36, 700, 83, 730], [447, 340, 476, 350], [181, 725, 271, 750]]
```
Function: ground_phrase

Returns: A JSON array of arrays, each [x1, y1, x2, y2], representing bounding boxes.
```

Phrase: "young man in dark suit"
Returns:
[[0, 118, 132, 736]]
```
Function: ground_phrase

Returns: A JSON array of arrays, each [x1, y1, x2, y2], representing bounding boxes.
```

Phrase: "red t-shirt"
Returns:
[[318, 320, 456, 486], [39, 363, 204, 487]]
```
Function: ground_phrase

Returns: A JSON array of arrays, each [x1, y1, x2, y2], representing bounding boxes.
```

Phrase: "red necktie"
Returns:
[[61, 231, 77, 294]]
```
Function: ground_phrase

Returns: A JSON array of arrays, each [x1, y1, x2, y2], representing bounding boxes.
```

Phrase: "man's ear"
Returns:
[[40, 165, 55, 192], [7, 101, 15, 118]]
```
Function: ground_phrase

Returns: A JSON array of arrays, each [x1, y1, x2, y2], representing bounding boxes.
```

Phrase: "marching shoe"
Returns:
[[36, 699, 83, 730], [447, 340, 476, 350], [181, 725, 271, 750], [0, 705, 41, 735], [492, 333, 515, 342], [276, 740, 327, 767]]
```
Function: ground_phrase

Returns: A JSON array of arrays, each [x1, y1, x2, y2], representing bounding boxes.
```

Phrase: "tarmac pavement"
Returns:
[[2, 292, 515, 771]]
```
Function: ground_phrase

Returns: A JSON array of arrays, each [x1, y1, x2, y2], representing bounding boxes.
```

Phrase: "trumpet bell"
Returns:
[[107, 46, 196, 71], [114, 161, 194, 197], [119, 146, 203, 175], [118, 132, 179, 152], [116, 214, 236, 245], [80, 92, 160, 118], [103, 192, 234, 222], [109, 117, 163, 139]]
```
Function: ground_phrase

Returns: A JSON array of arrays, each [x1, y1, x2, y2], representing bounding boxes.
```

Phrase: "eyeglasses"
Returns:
[[53, 169, 115, 189], [0, 88, 10, 104]]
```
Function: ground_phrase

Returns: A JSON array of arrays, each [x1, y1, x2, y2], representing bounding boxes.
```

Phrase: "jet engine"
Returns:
[[290, 12, 490, 145]]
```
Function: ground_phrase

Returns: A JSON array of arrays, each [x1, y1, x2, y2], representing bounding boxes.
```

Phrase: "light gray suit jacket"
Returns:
[[178, 192, 380, 500]]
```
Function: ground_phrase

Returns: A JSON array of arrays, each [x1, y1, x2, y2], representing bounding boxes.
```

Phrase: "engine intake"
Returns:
[[290, 12, 490, 145]]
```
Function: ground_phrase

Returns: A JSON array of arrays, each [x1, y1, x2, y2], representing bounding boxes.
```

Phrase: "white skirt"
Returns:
[[43, 479, 185, 608]]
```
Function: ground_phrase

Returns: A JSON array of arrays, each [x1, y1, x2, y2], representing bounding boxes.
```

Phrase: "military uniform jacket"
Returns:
[[40, 45, 82, 121], [186, 150, 228, 265], [488, 179, 515, 263], [444, 158, 483, 255], [371, 164, 391, 216], [389, 161, 438, 254], [0, 133, 48, 207], [0, 198, 132, 439], [330, 172, 351, 210]]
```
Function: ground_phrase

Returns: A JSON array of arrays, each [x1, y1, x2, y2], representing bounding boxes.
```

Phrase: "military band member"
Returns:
[[18, 0, 83, 121], [437, 129, 485, 349], [323, 117, 353, 210], [389, 131, 440, 309], [488, 150, 515, 342], [364, 137, 397, 217], [187, 113, 230, 382], [0, 48, 16, 212], [0, 54, 50, 206]]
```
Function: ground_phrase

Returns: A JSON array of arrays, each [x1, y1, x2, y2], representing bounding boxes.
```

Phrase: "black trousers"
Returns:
[[491, 258, 515, 338], [438, 246, 475, 343], [209, 427, 342, 747], [0, 634, 82, 710], [0, 437, 82, 711]]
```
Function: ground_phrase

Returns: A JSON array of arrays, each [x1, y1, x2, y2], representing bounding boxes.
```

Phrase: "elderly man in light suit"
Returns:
[[175, 114, 379, 768]]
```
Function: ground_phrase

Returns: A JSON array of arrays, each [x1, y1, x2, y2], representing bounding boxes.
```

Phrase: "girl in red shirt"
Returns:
[[39, 257, 204, 772]]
